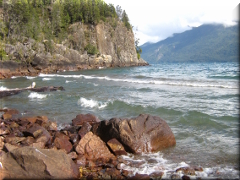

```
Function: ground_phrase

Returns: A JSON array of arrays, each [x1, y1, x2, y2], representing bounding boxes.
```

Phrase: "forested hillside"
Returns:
[[141, 23, 239, 63], [0, 0, 131, 52], [0, 0, 148, 79]]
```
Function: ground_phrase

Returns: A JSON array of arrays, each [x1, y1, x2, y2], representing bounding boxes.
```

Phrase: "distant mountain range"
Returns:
[[140, 23, 239, 63]]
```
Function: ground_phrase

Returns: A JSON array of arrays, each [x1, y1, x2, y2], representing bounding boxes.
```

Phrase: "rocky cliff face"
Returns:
[[0, 20, 148, 79]]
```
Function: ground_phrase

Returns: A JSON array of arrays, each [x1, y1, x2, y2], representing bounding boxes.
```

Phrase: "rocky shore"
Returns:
[[0, 109, 204, 179]]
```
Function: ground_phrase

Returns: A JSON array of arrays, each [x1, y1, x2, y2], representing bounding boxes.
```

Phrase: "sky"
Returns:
[[104, 0, 239, 45]]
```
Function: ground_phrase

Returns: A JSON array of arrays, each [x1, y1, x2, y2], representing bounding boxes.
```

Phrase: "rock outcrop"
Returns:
[[93, 114, 176, 154], [0, 109, 178, 179], [0, 21, 149, 79]]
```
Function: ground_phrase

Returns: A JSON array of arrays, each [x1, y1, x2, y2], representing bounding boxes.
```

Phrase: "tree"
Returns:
[[134, 27, 142, 59], [116, 5, 122, 20], [122, 10, 131, 30]]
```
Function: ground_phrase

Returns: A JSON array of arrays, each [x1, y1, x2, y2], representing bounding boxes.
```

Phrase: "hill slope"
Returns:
[[141, 23, 239, 63]]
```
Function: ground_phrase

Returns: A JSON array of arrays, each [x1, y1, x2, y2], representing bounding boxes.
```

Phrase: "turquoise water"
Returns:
[[0, 62, 239, 178]]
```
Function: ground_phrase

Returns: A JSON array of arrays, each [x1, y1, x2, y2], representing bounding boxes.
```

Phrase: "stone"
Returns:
[[4, 143, 20, 152], [128, 173, 150, 179], [5, 135, 26, 145], [176, 167, 195, 176], [107, 138, 127, 156], [2, 113, 12, 120], [0, 136, 5, 150], [21, 136, 35, 146], [75, 155, 87, 167], [54, 137, 73, 153], [30, 141, 45, 149], [0, 125, 10, 135], [149, 171, 164, 179], [23, 124, 51, 141], [68, 151, 78, 159], [95, 114, 176, 154], [78, 121, 92, 138], [75, 132, 115, 162], [48, 121, 58, 131], [1, 146, 79, 179], [72, 113, 100, 126]]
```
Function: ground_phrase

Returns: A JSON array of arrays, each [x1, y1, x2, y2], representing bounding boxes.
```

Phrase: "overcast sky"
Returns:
[[104, 0, 239, 45]]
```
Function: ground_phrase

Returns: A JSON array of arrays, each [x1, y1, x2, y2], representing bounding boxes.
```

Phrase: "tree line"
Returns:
[[0, 0, 132, 42]]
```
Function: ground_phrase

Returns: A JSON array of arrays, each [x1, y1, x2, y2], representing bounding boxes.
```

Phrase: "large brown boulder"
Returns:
[[75, 132, 115, 162], [72, 113, 100, 126], [94, 114, 176, 154], [0, 146, 79, 179]]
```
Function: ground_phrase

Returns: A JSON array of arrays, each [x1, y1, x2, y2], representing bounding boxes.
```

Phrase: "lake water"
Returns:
[[0, 62, 239, 179]]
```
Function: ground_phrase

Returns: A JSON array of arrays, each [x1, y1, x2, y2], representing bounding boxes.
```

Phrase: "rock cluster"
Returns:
[[0, 108, 201, 179]]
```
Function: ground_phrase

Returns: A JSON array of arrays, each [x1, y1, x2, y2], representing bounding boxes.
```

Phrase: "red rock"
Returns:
[[78, 122, 92, 138], [75, 155, 87, 167], [68, 151, 78, 159], [48, 121, 58, 131], [75, 132, 115, 162], [5, 135, 26, 145], [1, 146, 79, 179], [0, 136, 5, 150], [128, 173, 150, 179], [95, 114, 176, 154], [5, 109, 19, 115], [54, 137, 73, 153], [107, 138, 127, 156], [21, 136, 35, 146], [0, 125, 10, 135], [10, 121, 19, 128], [4, 143, 21, 152], [31, 141, 45, 149], [149, 171, 164, 179], [2, 113, 12, 120], [72, 113, 100, 126], [176, 167, 195, 175]]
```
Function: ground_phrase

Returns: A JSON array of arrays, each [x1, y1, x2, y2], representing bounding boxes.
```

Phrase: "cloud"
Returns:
[[104, 0, 239, 45]]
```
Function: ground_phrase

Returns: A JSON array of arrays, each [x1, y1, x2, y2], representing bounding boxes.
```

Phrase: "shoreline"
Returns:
[[0, 108, 208, 179], [0, 60, 149, 80]]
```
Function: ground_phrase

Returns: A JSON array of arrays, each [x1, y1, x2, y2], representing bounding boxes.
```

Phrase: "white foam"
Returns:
[[26, 76, 36, 79], [28, 92, 47, 99], [0, 86, 8, 91], [77, 97, 108, 109], [38, 73, 237, 89], [118, 152, 239, 179], [42, 78, 53, 81]]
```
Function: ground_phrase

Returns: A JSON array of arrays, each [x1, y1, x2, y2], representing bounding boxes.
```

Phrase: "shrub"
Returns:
[[84, 44, 98, 55]]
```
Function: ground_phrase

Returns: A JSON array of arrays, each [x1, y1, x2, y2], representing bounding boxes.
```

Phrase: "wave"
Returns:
[[118, 153, 239, 179], [77, 97, 108, 109], [39, 73, 237, 89], [42, 78, 53, 81], [0, 86, 8, 91], [26, 76, 36, 80], [208, 75, 239, 80], [28, 92, 47, 99]]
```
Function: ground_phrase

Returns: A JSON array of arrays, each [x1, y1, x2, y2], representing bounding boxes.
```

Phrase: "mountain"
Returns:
[[140, 23, 239, 63]]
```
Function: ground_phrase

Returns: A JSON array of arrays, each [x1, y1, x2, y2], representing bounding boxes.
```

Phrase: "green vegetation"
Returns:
[[141, 24, 239, 63], [84, 43, 98, 55], [1, 0, 132, 46]]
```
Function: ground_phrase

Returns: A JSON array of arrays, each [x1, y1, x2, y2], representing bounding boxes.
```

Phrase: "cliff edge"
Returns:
[[0, 21, 148, 79]]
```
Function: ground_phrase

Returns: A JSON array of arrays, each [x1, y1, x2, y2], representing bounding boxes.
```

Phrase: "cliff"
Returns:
[[0, 1, 148, 79], [0, 21, 148, 79]]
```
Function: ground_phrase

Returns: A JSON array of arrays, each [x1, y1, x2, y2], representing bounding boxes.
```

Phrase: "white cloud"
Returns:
[[104, 0, 239, 45]]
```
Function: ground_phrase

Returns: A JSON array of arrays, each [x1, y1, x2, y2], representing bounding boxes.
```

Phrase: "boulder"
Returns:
[[94, 114, 176, 154], [1, 146, 79, 179], [54, 137, 73, 153], [75, 132, 115, 162], [72, 113, 100, 126], [78, 121, 92, 138], [107, 138, 127, 156]]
